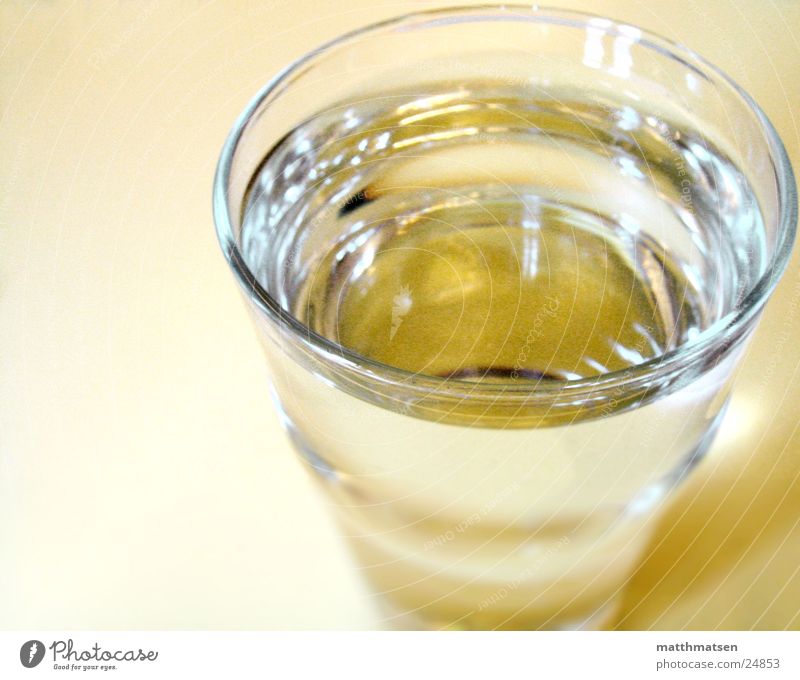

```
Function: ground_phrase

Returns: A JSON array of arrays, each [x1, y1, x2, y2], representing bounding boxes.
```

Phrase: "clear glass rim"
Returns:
[[213, 4, 798, 398]]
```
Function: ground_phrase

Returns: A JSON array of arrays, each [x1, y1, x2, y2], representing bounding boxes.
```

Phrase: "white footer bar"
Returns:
[[1, 631, 797, 679]]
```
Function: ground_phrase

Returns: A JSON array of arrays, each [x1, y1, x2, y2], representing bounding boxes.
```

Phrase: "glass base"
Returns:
[[374, 593, 624, 631]]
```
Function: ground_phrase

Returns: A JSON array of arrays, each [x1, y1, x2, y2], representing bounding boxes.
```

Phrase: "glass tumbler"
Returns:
[[213, 6, 797, 629]]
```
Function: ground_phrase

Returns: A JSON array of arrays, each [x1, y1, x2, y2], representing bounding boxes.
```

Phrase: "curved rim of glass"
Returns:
[[213, 3, 797, 398]]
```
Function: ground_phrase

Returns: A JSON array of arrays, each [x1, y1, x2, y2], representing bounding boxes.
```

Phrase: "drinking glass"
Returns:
[[213, 6, 796, 629]]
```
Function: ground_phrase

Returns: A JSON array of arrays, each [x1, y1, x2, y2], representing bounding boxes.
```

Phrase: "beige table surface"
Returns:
[[1, 0, 799, 630]]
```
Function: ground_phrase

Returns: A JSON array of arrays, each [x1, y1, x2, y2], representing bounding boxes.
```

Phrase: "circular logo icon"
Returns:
[[20, 640, 45, 668]]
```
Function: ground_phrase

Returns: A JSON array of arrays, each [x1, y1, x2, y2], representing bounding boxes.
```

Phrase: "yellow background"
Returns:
[[1, 0, 798, 629]]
